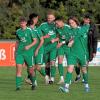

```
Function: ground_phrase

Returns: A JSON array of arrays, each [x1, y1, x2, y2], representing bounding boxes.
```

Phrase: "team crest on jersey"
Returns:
[[48, 31, 55, 35], [20, 37, 26, 42]]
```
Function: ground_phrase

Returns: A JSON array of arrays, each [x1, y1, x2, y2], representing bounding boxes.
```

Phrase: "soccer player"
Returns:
[[55, 16, 70, 84], [26, 13, 47, 85], [74, 14, 98, 83], [39, 11, 59, 84], [59, 16, 90, 93], [15, 17, 37, 90]]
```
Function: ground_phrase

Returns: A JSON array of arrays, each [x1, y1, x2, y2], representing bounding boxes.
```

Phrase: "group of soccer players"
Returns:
[[15, 11, 98, 93]]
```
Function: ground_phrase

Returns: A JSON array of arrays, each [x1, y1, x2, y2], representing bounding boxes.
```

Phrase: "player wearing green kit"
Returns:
[[59, 16, 90, 93], [55, 17, 70, 84], [74, 14, 98, 83], [15, 17, 37, 90], [39, 12, 59, 83], [25, 13, 47, 85]]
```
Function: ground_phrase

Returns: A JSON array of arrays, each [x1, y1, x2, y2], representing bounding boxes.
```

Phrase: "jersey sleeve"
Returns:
[[30, 29, 37, 39], [80, 25, 90, 36], [16, 30, 20, 42], [38, 27, 43, 38]]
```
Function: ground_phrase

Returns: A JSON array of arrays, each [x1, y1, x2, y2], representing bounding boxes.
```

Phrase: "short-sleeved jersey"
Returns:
[[56, 24, 71, 55], [16, 27, 36, 54], [68, 25, 89, 57], [39, 22, 57, 46], [31, 27, 44, 53], [56, 24, 70, 43]]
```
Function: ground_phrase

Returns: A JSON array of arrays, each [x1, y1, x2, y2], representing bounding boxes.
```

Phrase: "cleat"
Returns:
[[16, 87, 20, 91], [57, 80, 64, 85], [31, 85, 35, 90], [34, 80, 38, 86], [74, 76, 81, 83], [25, 78, 32, 85], [59, 86, 69, 93], [85, 87, 90, 92], [49, 80, 54, 84]]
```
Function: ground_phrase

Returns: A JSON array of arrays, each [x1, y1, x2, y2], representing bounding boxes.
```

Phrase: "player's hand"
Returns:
[[35, 49, 39, 56], [68, 40, 74, 47], [57, 43, 62, 48], [43, 34, 50, 39], [25, 46, 30, 50], [92, 53, 96, 58], [51, 39, 55, 43]]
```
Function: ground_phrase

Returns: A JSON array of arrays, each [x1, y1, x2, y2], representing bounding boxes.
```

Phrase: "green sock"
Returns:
[[50, 66, 56, 77], [16, 76, 22, 89], [58, 64, 64, 76], [39, 68, 46, 76], [30, 75, 36, 86], [65, 72, 72, 84], [83, 73, 88, 84]]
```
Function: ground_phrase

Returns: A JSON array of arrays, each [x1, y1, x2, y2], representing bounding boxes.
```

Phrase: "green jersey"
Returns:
[[39, 22, 57, 46], [68, 26, 89, 57], [80, 24, 90, 58], [16, 27, 36, 54], [30, 27, 44, 53], [56, 24, 70, 43], [57, 24, 70, 54]]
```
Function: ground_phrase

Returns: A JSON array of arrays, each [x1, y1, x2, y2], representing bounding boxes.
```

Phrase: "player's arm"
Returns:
[[51, 37, 59, 43], [43, 34, 50, 39], [25, 38, 37, 50], [35, 36, 44, 56], [15, 33, 19, 51], [25, 29, 37, 50]]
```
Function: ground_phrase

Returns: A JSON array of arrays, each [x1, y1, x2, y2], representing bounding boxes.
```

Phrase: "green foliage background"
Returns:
[[0, 0, 100, 39]]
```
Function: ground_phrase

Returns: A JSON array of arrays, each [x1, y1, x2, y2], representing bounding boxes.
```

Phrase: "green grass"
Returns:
[[0, 67, 100, 100]]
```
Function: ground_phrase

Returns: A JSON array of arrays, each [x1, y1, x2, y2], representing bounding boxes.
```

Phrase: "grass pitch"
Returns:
[[0, 67, 100, 100]]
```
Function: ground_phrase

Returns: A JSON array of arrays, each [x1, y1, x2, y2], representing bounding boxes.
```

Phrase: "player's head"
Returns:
[[29, 13, 39, 25], [83, 14, 91, 24], [55, 16, 64, 28], [47, 11, 55, 23], [68, 16, 79, 28], [19, 17, 27, 29]]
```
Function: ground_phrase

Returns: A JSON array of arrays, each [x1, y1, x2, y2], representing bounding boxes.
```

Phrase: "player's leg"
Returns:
[[43, 53, 51, 84], [15, 54, 24, 90], [57, 48, 64, 84], [35, 53, 52, 85], [59, 65, 74, 93], [35, 53, 46, 76], [80, 57, 90, 92], [59, 55, 76, 93], [45, 62, 50, 77], [49, 49, 57, 83], [25, 55, 36, 90], [74, 64, 81, 83], [25, 65, 32, 85], [81, 66, 89, 92]]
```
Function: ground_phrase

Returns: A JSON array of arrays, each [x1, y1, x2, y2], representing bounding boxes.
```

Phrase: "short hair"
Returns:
[[68, 16, 80, 26], [19, 17, 27, 22], [27, 19, 34, 26], [83, 14, 91, 19], [47, 10, 55, 16], [29, 13, 38, 20], [55, 16, 64, 21]]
